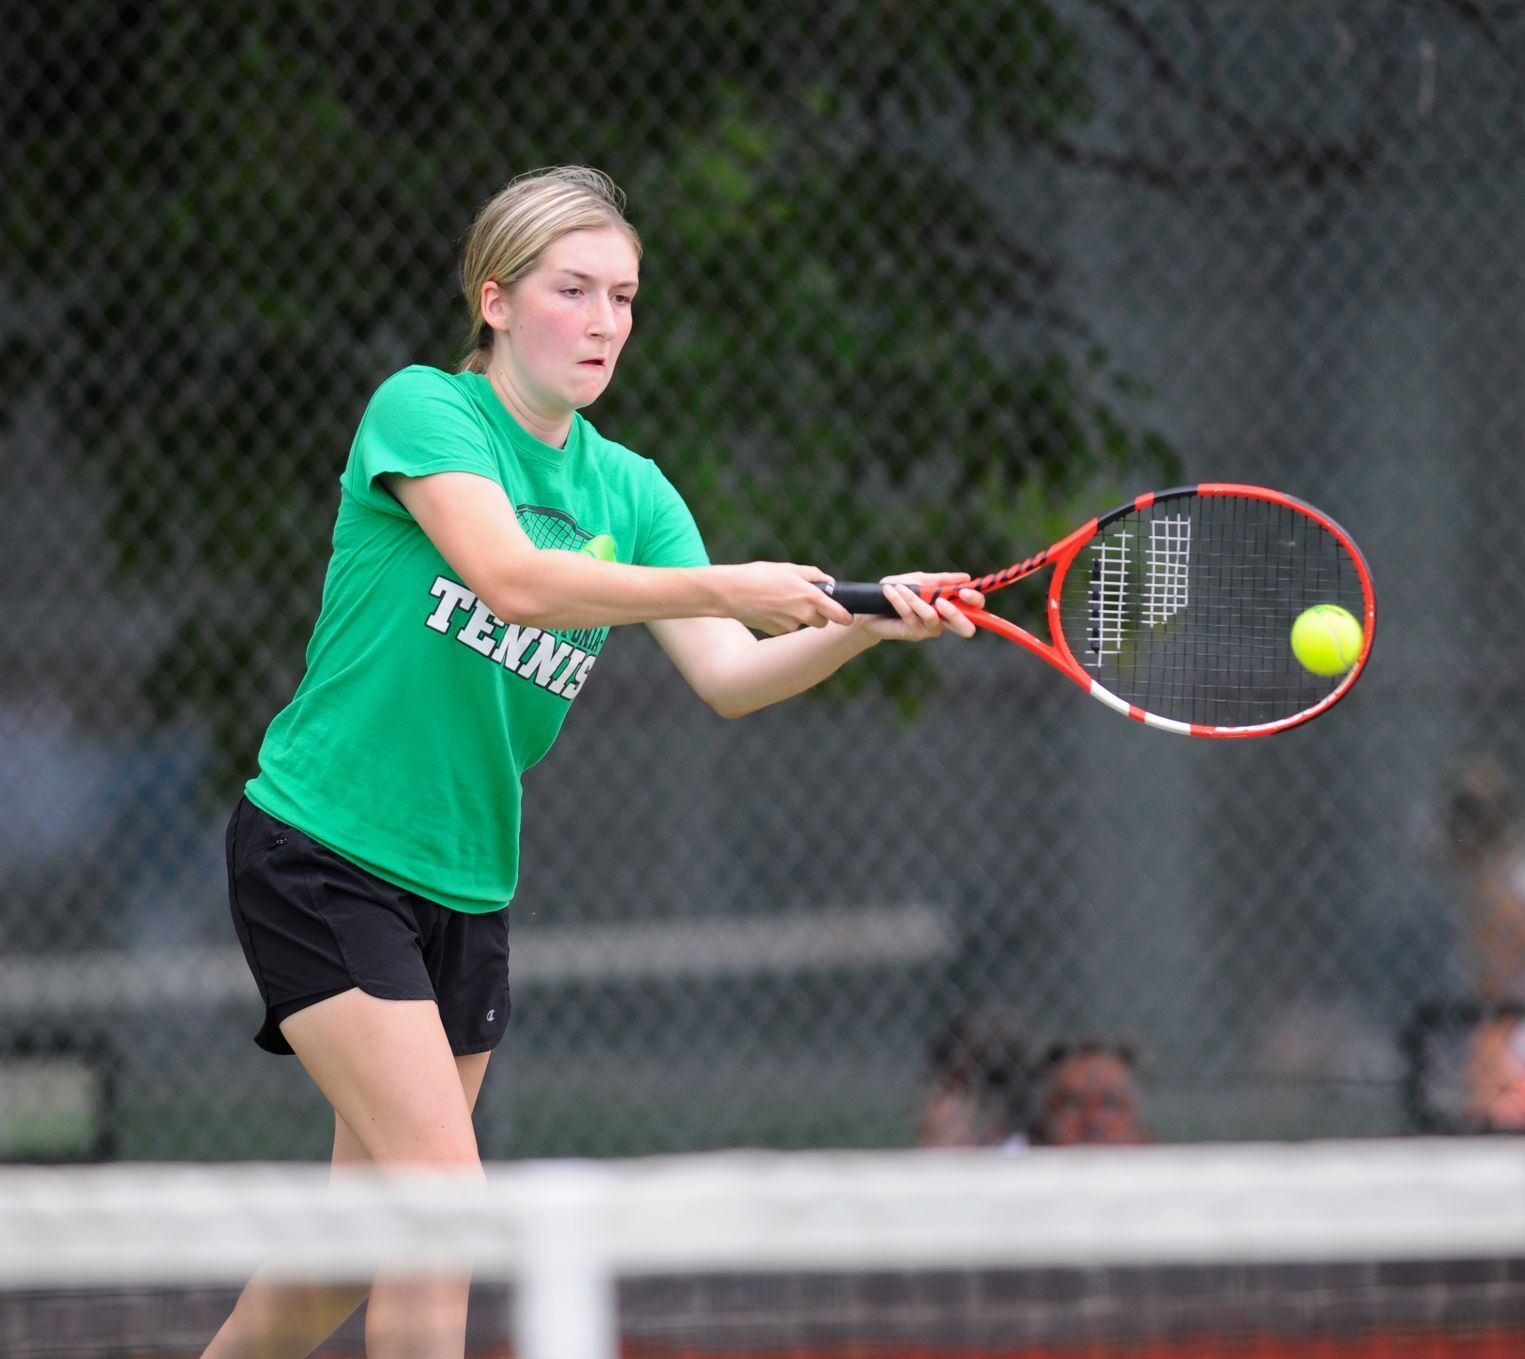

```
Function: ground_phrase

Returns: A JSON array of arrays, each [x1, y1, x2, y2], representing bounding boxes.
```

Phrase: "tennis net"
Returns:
[[3, 1139, 1524, 1358]]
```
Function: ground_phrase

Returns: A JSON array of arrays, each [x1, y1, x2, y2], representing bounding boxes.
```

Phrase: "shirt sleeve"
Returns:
[[342, 367, 499, 517], [637, 465, 711, 569]]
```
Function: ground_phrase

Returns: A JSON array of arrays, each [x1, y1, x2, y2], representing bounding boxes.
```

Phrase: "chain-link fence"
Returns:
[[4, 0, 1523, 1160]]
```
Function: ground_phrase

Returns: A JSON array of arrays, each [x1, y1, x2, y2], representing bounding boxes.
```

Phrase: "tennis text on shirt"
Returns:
[[425, 574, 598, 700]]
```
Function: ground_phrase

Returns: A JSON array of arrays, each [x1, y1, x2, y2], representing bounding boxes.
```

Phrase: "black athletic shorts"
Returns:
[[225, 796, 511, 1056]]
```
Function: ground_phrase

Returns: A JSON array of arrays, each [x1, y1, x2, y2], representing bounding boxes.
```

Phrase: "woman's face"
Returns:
[[492, 226, 640, 417]]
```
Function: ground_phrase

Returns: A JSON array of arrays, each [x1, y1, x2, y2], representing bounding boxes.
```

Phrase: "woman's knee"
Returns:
[[281, 991, 481, 1166]]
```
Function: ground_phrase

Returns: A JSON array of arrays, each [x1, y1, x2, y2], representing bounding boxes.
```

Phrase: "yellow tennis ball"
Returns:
[[579, 533, 618, 562], [1290, 604, 1363, 677]]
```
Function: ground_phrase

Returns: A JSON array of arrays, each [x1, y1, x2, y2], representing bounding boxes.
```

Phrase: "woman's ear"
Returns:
[[480, 279, 510, 335]]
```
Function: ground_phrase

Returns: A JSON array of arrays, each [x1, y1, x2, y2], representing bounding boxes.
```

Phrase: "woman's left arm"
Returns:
[[648, 573, 983, 718]]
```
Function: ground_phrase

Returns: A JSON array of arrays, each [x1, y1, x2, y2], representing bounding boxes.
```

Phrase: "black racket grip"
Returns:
[[816, 580, 899, 616]]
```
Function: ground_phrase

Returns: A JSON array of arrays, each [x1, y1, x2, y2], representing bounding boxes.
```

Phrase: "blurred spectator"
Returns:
[[1030, 1039, 1148, 1147], [1461, 1012, 1525, 1133], [915, 1008, 1030, 1151], [1443, 756, 1525, 1004]]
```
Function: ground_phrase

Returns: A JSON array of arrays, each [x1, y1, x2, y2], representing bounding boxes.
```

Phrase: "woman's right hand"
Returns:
[[722, 562, 853, 635]]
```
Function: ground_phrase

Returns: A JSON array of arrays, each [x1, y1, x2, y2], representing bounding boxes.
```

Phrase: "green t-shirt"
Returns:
[[245, 365, 709, 913]]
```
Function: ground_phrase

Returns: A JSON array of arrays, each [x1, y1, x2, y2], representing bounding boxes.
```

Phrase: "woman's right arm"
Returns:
[[385, 470, 853, 635]]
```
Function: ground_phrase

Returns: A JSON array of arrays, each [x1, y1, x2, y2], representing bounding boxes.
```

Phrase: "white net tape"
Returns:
[[3, 1141, 1525, 1359]]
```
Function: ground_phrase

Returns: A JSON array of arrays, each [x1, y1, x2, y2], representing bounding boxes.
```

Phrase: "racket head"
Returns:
[[1039, 485, 1375, 737]]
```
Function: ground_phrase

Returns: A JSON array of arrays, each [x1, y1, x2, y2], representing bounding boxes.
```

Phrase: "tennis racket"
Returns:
[[821, 483, 1376, 738]]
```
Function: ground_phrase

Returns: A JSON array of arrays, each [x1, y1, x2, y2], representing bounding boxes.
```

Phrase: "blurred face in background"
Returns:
[[917, 1080, 1006, 1148], [1036, 1051, 1145, 1147], [1463, 1017, 1525, 1132]]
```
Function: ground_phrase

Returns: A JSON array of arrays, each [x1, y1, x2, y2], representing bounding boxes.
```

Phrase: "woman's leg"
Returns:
[[200, 992, 492, 1359], [355, 1044, 492, 1358], [197, 1115, 374, 1359]]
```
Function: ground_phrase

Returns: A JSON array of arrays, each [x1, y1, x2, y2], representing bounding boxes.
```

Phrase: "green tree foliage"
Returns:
[[3, 0, 1172, 779]]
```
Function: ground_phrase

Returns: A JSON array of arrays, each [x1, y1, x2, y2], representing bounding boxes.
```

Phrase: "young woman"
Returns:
[[203, 165, 981, 1358]]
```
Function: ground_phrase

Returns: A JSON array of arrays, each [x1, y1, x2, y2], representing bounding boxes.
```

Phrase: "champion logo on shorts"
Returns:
[[486, 1009, 496, 1022]]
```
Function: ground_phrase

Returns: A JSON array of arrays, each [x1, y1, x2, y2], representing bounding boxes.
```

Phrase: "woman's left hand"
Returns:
[[858, 572, 985, 642]]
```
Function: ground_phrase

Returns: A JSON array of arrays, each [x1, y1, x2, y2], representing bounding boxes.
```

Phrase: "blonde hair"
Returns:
[[456, 166, 642, 374]]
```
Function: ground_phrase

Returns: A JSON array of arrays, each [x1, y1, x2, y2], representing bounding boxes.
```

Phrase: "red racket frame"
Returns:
[[920, 483, 1376, 738]]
